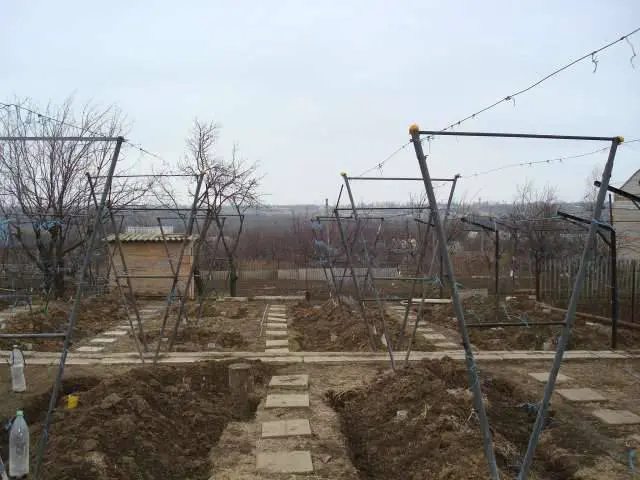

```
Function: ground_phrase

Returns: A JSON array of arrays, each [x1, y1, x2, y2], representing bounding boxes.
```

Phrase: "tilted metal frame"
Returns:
[[409, 125, 623, 480], [0, 135, 129, 479]]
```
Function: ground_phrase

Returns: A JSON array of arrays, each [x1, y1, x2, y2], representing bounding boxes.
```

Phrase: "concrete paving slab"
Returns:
[[89, 337, 118, 344], [266, 330, 288, 337], [529, 372, 571, 383], [592, 409, 640, 425], [256, 451, 313, 473], [265, 393, 310, 408], [76, 346, 104, 353], [265, 323, 287, 329], [267, 317, 288, 323], [434, 342, 460, 348], [103, 330, 129, 336], [422, 333, 447, 341], [266, 339, 288, 347], [269, 374, 309, 389], [264, 348, 289, 354], [268, 313, 287, 318], [261, 356, 302, 364], [261, 419, 311, 438], [556, 388, 606, 402]]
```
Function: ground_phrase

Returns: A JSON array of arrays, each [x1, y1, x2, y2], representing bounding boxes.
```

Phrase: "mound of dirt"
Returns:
[[328, 358, 612, 479], [290, 302, 434, 352], [143, 324, 249, 352], [11, 361, 270, 480], [425, 296, 640, 350], [290, 303, 377, 351], [0, 295, 124, 351]]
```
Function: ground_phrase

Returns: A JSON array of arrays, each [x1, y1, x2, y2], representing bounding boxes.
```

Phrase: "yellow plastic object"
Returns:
[[67, 394, 79, 409], [409, 123, 420, 134], [616, 136, 624, 143]]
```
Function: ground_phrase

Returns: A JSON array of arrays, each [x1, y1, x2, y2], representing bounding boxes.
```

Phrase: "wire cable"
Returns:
[[355, 26, 640, 177], [0, 101, 167, 162]]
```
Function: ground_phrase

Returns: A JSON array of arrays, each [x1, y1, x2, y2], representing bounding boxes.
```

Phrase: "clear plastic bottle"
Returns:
[[9, 346, 26, 392], [9, 410, 29, 477]]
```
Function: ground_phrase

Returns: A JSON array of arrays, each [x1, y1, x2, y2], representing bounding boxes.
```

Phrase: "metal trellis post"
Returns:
[[33, 137, 124, 479], [518, 136, 622, 479], [409, 125, 500, 479], [341, 173, 396, 371]]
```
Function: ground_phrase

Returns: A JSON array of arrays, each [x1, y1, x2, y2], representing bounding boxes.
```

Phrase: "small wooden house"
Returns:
[[613, 169, 640, 259], [106, 230, 197, 299]]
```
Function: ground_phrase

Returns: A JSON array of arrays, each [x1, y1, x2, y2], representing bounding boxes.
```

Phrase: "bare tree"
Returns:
[[179, 119, 260, 296], [0, 97, 153, 298], [508, 182, 577, 300]]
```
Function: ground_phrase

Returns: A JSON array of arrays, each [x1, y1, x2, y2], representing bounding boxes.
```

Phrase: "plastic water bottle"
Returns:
[[9, 410, 29, 477], [9, 346, 26, 392]]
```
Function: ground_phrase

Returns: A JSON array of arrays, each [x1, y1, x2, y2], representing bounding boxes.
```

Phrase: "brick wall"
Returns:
[[109, 242, 194, 298]]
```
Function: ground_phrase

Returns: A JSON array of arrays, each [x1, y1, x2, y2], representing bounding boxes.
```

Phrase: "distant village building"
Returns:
[[107, 226, 197, 298], [613, 169, 640, 259]]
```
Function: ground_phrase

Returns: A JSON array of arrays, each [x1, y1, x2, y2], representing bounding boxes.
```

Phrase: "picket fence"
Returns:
[[539, 257, 639, 322]]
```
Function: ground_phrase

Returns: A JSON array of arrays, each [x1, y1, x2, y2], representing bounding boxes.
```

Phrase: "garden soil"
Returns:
[[290, 302, 434, 352], [0, 295, 125, 351], [424, 295, 640, 350], [1, 360, 271, 480], [328, 358, 621, 479]]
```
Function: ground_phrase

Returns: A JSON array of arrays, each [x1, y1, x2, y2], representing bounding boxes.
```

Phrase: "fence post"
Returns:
[[632, 260, 637, 323]]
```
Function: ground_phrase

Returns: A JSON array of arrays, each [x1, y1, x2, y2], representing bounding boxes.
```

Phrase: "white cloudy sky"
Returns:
[[1, 0, 639, 206]]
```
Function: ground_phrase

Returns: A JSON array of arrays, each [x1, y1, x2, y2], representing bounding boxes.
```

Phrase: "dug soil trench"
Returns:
[[328, 358, 629, 479], [1, 360, 271, 480]]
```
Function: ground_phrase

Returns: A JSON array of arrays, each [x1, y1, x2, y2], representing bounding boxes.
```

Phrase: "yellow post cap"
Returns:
[[409, 123, 420, 134], [340, 171, 347, 177], [616, 136, 624, 143]]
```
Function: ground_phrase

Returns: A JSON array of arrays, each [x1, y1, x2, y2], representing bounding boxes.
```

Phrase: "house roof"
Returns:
[[620, 168, 640, 194], [106, 232, 198, 243]]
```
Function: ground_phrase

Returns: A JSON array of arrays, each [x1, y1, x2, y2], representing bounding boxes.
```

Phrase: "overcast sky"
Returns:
[[1, 1, 639, 206]]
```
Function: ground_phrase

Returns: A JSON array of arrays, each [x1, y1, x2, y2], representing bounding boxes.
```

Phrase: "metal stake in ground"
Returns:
[[333, 210, 377, 348], [152, 173, 205, 364], [409, 125, 500, 480], [33, 137, 124, 479], [341, 173, 396, 371], [518, 136, 623, 479]]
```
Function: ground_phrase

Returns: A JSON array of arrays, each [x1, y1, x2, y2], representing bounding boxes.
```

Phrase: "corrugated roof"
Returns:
[[106, 233, 198, 243]]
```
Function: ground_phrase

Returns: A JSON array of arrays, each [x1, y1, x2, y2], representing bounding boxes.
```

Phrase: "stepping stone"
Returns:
[[268, 313, 287, 319], [76, 346, 104, 353], [556, 388, 606, 402], [269, 374, 309, 389], [90, 337, 118, 344], [76, 345, 104, 353], [265, 348, 289, 354], [266, 339, 288, 347], [265, 393, 310, 408], [529, 372, 571, 383], [267, 317, 288, 323], [423, 333, 447, 341], [592, 409, 640, 425], [434, 342, 459, 348], [266, 323, 287, 329], [266, 330, 288, 337], [262, 419, 311, 438], [103, 330, 129, 336], [416, 328, 434, 333], [256, 451, 313, 473]]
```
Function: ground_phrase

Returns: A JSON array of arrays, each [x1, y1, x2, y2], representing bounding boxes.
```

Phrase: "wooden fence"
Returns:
[[540, 257, 639, 323]]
